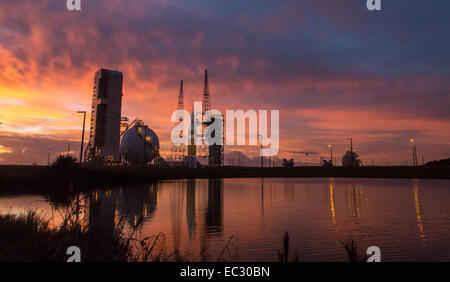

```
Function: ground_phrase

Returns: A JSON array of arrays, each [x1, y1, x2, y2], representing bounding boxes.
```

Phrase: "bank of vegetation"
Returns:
[[0, 206, 366, 262], [1, 155, 449, 195]]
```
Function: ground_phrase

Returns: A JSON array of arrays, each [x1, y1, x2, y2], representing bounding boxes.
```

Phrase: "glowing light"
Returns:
[[413, 185, 426, 246], [329, 183, 336, 225], [0, 145, 12, 154]]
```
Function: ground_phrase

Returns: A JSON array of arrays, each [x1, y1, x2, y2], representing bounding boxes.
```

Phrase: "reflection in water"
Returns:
[[206, 178, 223, 235], [118, 184, 158, 227], [329, 183, 336, 225], [2, 178, 450, 262], [170, 181, 184, 257], [261, 179, 265, 226], [186, 179, 196, 240], [89, 190, 117, 235], [346, 186, 363, 223], [413, 183, 426, 246], [283, 183, 295, 205]]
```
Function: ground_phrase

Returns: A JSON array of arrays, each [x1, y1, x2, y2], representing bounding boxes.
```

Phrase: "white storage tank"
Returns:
[[120, 123, 160, 165]]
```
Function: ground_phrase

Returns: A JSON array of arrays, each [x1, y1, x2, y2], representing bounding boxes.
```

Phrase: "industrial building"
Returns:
[[201, 70, 224, 167], [120, 119, 160, 166], [85, 68, 123, 163], [168, 70, 224, 168], [342, 151, 363, 167], [206, 112, 224, 167], [169, 70, 224, 168], [83, 68, 222, 168]]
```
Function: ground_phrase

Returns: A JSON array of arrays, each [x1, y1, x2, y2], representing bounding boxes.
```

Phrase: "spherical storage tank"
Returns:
[[342, 151, 362, 167], [120, 124, 160, 165]]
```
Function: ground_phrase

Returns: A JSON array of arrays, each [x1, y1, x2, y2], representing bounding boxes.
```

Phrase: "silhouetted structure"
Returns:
[[283, 159, 294, 167], [410, 139, 418, 166], [198, 70, 211, 163], [85, 69, 123, 163], [117, 184, 158, 227], [170, 81, 186, 161], [88, 190, 117, 235], [120, 120, 160, 165], [342, 151, 362, 167], [202, 70, 224, 167], [184, 110, 198, 168], [186, 179, 196, 239], [206, 178, 223, 234], [207, 113, 224, 167]]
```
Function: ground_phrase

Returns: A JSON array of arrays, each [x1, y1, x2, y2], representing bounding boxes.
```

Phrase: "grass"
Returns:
[[0, 207, 130, 262], [0, 197, 239, 262], [276, 232, 368, 262], [341, 239, 368, 262], [277, 232, 299, 262], [0, 195, 368, 262]]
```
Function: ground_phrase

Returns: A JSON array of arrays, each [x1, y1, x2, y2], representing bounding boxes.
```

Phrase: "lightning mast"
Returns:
[[201, 70, 224, 167], [202, 70, 211, 114], [198, 70, 211, 163], [170, 80, 186, 160]]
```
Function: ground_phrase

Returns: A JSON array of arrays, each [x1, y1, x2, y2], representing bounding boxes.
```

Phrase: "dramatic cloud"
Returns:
[[0, 0, 449, 165]]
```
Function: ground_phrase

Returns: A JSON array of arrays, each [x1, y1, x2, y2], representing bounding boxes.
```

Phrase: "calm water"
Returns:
[[1, 178, 450, 262]]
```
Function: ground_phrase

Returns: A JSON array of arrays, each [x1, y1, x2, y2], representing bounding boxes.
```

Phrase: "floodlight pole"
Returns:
[[77, 111, 86, 164]]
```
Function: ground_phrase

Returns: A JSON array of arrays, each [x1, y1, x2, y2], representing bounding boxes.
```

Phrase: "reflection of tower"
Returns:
[[198, 70, 211, 164], [117, 184, 158, 227], [261, 178, 265, 225], [170, 81, 186, 161], [186, 179, 196, 239], [346, 186, 363, 225], [413, 181, 426, 246], [170, 181, 184, 258], [206, 178, 223, 234], [89, 189, 117, 235]]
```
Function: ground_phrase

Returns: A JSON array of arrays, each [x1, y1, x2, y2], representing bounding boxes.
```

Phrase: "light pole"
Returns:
[[347, 138, 354, 167], [410, 138, 417, 166], [328, 144, 333, 166], [77, 111, 86, 164], [143, 126, 147, 165], [47, 148, 52, 165]]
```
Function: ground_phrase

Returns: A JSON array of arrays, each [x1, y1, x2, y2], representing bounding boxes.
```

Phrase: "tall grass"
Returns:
[[0, 203, 130, 262], [341, 239, 368, 262], [0, 196, 239, 262], [277, 232, 299, 262], [1, 201, 366, 262]]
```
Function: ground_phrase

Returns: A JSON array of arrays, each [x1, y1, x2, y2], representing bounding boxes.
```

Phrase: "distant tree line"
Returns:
[[425, 158, 450, 166]]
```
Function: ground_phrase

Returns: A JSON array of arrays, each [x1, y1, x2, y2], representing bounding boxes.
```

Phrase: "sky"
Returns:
[[0, 0, 449, 165]]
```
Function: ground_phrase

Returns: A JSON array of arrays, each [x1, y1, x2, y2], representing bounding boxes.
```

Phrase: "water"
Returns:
[[1, 178, 450, 262]]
